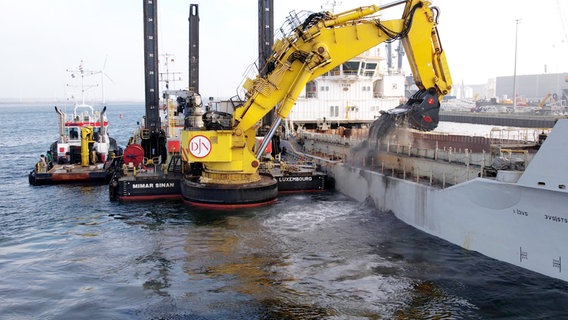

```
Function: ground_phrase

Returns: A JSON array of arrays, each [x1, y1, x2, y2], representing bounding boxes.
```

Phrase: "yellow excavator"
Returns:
[[180, 0, 452, 206]]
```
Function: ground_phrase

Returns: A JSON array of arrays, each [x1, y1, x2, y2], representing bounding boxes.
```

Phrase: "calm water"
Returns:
[[1, 103, 568, 319]]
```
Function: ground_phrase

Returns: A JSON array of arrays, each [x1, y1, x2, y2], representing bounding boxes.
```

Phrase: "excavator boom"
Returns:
[[181, 0, 452, 180], [233, 0, 451, 133]]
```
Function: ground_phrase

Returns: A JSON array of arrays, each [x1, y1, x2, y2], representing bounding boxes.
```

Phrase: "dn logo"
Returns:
[[188, 135, 212, 158]]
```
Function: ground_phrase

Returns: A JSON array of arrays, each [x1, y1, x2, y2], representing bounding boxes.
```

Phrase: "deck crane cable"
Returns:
[[431, 6, 440, 24], [300, 12, 331, 31], [374, 2, 423, 43]]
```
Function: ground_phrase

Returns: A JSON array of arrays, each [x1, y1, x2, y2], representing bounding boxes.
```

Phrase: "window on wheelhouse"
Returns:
[[342, 61, 360, 76], [67, 127, 80, 140], [363, 62, 377, 77], [359, 61, 366, 76], [328, 65, 340, 76]]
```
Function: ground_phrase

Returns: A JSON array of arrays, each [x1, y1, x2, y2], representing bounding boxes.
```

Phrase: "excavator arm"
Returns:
[[181, 0, 451, 182], [234, 0, 451, 132]]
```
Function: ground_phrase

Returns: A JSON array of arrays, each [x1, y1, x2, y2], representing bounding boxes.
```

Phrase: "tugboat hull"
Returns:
[[274, 173, 333, 193], [28, 167, 112, 185], [110, 176, 182, 201]]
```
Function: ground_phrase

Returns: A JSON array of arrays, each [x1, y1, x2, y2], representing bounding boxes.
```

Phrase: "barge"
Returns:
[[109, 2, 197, 202], [108, 89, 189, 201], [110, 2, 333, 203], [298, 113, 568, 283]]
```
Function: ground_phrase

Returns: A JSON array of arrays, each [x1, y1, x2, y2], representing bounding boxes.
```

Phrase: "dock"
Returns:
[[440, 111, 565, 128]]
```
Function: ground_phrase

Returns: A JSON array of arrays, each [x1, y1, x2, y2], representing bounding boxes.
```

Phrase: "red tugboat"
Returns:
[[29, 60, 123, 185], [29, 103, 121, 185]]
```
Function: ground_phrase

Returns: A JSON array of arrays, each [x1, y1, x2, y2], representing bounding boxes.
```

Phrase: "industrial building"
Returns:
[[461, 73, 568, 106]]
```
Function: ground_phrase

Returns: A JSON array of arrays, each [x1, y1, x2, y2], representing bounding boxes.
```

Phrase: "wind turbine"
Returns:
[[92, 56, 115, 104]]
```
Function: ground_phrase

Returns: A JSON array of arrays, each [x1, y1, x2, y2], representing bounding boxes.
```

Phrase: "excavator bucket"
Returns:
[[385, 88, 440, 131]]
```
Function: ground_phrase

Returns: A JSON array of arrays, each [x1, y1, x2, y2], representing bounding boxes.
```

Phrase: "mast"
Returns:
[[396, 40, 404, 74], [259, 0, 274, 126], [142, 0, 165, 160], [188, 4, 199, 93], [387, 42, 392, 73], [143, 0, 160, 132]]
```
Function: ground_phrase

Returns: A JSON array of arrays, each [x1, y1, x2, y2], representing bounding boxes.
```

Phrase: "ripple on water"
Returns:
[[2, 105, 568, 319]]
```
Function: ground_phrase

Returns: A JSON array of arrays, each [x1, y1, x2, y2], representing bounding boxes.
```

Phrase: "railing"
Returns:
[[295, 129, 537, 188], [489, 127, 551, 144], [274, 10, 309, 41]]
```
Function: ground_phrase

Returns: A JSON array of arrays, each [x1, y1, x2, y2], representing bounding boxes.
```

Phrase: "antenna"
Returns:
[[66, 60, 99, 105], [322, 0, 342, 13], [159, 53, 183, 91]]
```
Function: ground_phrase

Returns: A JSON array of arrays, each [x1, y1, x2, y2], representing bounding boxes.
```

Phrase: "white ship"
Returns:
[[288, 47, 406, 129], [295, 118, 568, 283], [276, 36, 568, 281], [29, 62, 121, 185]]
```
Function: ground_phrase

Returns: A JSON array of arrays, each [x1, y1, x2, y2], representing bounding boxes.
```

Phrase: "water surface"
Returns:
[[1, 103, 567, 319]]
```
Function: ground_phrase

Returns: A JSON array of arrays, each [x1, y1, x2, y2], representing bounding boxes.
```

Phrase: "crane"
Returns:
[[180, 0, 452, 206]]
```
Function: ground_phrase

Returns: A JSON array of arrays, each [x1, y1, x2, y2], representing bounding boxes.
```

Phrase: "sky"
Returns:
[[1, 0, 567, 102]]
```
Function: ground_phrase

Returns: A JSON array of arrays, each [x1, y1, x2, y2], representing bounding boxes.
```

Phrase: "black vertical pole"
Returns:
[[259, 0, 274, 127], [143, 0, 164, 160], [143, 0, 160, 134], [188, 4, 200, 93]]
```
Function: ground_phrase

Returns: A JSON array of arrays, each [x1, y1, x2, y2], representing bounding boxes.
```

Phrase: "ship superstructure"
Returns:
[[289, 48, 405, 129]]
